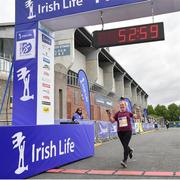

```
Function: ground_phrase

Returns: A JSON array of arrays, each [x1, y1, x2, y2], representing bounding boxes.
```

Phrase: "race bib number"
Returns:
[[119, 117, 128, 127]]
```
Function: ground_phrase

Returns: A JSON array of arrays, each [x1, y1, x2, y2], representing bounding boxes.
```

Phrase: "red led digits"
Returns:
[[150, 24, 159, 39], [139, 26, 148, 40], [128, 27, 137, 42], [118, 29, 126, 43], [93, 22, 164, 48]]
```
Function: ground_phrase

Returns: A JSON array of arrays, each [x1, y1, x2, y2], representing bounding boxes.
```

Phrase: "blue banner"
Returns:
[[97, 121, 109, 139], [0, 124, 94, 179], [16, 0, 147, 25], [124, 98, 133, 112], [109, 122, 117, 138], [78, 70, 91, 120], [13, 22, 38, 126], [143, 108, 148, 118], [124, 97, 134, 124]]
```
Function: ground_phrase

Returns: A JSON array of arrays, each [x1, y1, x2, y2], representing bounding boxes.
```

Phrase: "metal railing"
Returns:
[[0, 56, 12, 73]]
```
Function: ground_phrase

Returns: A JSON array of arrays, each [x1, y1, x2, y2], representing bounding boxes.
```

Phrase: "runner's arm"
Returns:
[[106, 110, 116, 123]]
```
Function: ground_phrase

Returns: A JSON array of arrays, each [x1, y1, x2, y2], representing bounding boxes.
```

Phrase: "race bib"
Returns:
[[119, 117, 128, 127]]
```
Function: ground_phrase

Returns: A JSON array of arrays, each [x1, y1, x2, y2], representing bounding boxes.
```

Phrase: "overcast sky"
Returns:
[[87, 12, 180, 106], [0, 0, 180, 106]]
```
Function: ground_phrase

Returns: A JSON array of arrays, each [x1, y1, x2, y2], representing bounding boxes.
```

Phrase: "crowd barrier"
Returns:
[[55, 119, 156, 143]]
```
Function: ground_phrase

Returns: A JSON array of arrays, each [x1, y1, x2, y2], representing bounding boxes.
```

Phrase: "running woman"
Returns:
[[107, 100, 134, 168]]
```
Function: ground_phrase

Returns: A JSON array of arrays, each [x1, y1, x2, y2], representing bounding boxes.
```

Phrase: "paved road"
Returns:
[[31, 128, 180, 179]]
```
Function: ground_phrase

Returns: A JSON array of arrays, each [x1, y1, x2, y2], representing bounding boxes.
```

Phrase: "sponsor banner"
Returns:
[[131, 123, 136, 134], [0, 124, 94, 179], [78, 70, 91, 120], [13, 22, 38, 125], [142, 123, 148, 131], [134, 122, 139, 133], [109, 122, 117, 138], [13, 61, 37, 125], [37, 24, 54, 124], [97, 121, 109, 139], [95, 95, 113, 108], [16, 29, 36, 60], [142, 123, 154, 131], [16, 0, 147, 25]]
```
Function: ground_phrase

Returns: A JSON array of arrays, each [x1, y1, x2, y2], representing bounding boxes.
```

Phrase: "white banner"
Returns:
[[37, 24, 54, 124]]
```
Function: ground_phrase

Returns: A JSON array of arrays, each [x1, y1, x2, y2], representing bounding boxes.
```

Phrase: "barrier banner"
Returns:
[[109, 122, 117, 138], [97, 121, 109, 139], [131, 123, 136, 134], [78, 70, 91, 120], [142, 123, 148, 131], [134, 122, 139, 133], [0, 124, 94, 179]]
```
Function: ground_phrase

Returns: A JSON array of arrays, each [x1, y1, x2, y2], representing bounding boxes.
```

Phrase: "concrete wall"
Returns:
[[124, 78, 132, 100], [132, 85, 138, 105], [54, 64, 67, 119], [54, 29, 75, 70], [86, 49, 99, 83], [71, 49, 86, 73], [97, 67, 104, 86], [100, 62, 115, 94], [114, 72, 125, 98]]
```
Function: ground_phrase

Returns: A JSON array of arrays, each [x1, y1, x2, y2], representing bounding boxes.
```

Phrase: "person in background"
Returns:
[[72, 108, 83, 122], [154, 120, 158, 129], [166, 120, 169, 130], [106, 100, 134, 168]]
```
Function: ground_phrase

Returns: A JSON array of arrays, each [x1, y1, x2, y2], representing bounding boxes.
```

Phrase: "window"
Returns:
[[67, 70, 78, 86]]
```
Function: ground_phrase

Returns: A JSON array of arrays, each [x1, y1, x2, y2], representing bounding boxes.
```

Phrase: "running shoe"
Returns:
[[121, 160, 127, 168], [129, 148, 134, 159]]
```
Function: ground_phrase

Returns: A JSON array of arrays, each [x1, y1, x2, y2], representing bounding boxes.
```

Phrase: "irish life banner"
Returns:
[[13, 22, 54, 125], [0, 124, 94, 179], [16, 0, 147, 25]]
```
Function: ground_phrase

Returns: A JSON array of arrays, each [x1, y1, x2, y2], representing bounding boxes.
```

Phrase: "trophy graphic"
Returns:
[[25, 0, 36, 20], [12, 132, 28, 175], [17, 67, 34, 101]]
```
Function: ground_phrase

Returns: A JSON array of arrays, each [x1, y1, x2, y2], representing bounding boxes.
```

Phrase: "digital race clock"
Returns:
[[93, 22, 165, 48]]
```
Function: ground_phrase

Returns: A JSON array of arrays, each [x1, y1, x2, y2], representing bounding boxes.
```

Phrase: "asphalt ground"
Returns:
[[31, 128, 180, 179]]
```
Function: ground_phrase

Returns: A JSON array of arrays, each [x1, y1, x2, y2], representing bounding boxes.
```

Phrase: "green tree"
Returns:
[[154, 104, 169, 120], [168, 103, 179, 121], [147, 105, 155, 115]]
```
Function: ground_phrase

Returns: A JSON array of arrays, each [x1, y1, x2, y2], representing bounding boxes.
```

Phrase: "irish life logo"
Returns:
[[25, 0, 36, 19], [12, 132, 28, 175], [17, 67, 34, 102], [12, 131, 75, 176]]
